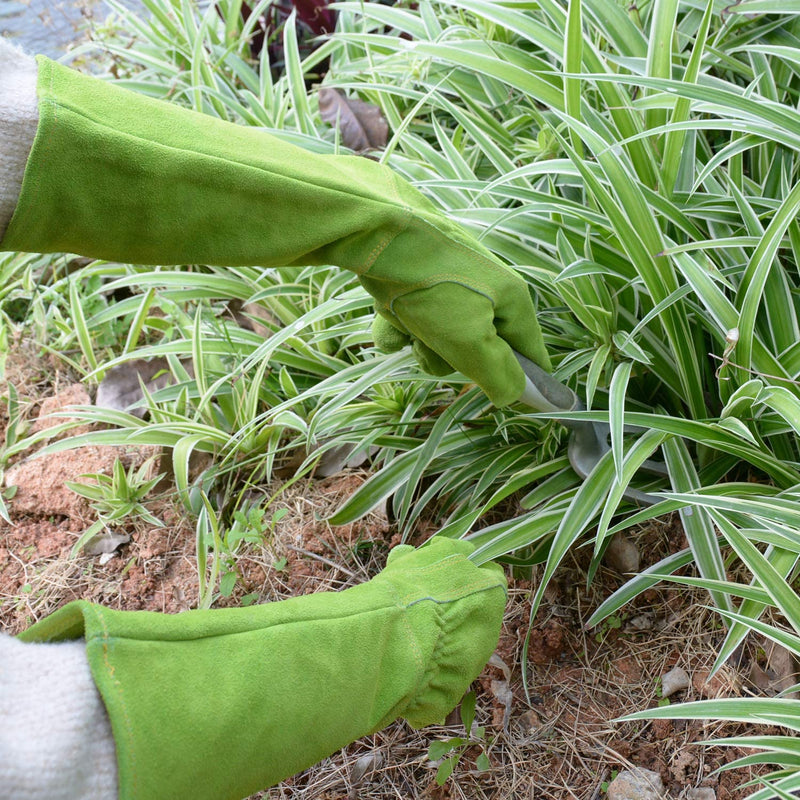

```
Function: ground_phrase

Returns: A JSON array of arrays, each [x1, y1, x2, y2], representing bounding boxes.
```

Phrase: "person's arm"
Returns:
[[0, 38, 38, 238], [9, 539, 505, 800], [0, 47, 549, 406]]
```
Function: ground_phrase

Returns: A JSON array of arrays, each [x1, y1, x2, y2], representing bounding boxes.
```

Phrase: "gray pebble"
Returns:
[[607, 767, 665, 800], [604, 533, 640, 574], [685, 790, 716, 800], [661, 666, 691, 698]]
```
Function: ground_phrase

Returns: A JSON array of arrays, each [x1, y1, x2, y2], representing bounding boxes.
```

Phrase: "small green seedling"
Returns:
[[654, 677, 671, 708], [594, 613, 623, 643], [219, 505, 291, 598], [227, 505, 289, 549], [427, 691, 491, 786], [601, 769, 619, 793], [67, 455, 164, 556]]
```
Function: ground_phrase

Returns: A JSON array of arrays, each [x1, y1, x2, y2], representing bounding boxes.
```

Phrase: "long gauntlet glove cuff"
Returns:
[[1, 56, 549, 406], [19, 539, 506, 800]]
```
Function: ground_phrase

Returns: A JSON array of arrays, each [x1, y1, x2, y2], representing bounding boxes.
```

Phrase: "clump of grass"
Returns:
[[320, 2, 800, 795]]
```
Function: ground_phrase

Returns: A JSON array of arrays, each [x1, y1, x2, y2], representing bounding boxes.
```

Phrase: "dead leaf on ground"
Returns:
[[349, 752, 383, 795], [488, 652, 511, 681], [84, 530, 131, 556], [750, 639, 800, 698], [96, 359, 193, 418], [490, 679, 514, 730], [318, 88, 389, 152]]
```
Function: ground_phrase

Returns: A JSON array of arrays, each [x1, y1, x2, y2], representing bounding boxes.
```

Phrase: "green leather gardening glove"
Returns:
[[19, 538, 506, 800], [0, 56, 550, 406]]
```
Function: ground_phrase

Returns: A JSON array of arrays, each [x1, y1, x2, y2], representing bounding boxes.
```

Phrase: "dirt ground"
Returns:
[[0, 344, 784, 800]]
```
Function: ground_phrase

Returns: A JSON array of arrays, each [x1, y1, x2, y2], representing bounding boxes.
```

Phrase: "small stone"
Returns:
[[604, 532, 640, 574], [520, 709, 541, 733], [629, 613, 654, 631], [607, 767, 665, 800], [661, 666, 690, 698], [686, 790, 715, 800]]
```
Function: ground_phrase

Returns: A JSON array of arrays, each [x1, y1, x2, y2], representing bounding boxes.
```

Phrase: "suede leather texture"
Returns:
[[1, 57, 549, 406], [19, 539, 506, 800]]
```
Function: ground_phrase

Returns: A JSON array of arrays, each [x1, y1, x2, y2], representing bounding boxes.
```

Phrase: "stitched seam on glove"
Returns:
[[399, 603, 461, 725], [8, 58, 57, 243], [364, 215, 517, 304], [358, 205, 412, 277], [377, 552, 506, 600], [356, 167, 414, 275], [85, 602, 140, 799], [385, 278, 494, 317]]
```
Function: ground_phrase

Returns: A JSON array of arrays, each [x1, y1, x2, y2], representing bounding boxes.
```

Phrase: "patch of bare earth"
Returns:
[[0, 345, 777, 799]]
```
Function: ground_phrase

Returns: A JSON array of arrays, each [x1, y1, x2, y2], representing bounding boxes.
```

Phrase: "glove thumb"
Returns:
[[372, 312, 454, 377], [372, 313, 410, 353]]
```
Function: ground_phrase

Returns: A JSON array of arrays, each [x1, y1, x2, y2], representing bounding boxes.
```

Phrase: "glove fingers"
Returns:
[[393, 285, 527, 407], [411, 339, 452, 377], [372, 305, 454, 376], [385, 544, 415, 565], [371, 312, 410, 353], [492, 272, 552, 371]]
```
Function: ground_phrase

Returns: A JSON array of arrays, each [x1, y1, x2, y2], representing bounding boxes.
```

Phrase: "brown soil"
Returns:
[[0, 345, 775, 799]]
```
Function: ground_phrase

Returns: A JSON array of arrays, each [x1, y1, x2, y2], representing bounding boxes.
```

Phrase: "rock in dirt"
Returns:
[[606, 767, 665, 800], [685, 789, 715, 800], [661, 666, 690, 698], [628, 613, 654, 631], [604, 532, 640, 574], [519, 709, 542, 733]]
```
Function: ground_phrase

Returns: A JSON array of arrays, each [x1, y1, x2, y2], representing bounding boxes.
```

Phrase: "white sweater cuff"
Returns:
[[0, 37, 39, 241], [0, 634, 118, 800]]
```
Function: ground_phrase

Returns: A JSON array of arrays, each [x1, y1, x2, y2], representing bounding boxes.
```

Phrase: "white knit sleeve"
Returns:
[[0, 37, 39, 240], [0, 634, 118, 800]]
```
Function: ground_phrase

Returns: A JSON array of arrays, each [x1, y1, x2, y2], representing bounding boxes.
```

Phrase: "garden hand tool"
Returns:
[[18, 538, 506, 800], [514, 351, 667, 504], [0, 54, 549, 407]]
